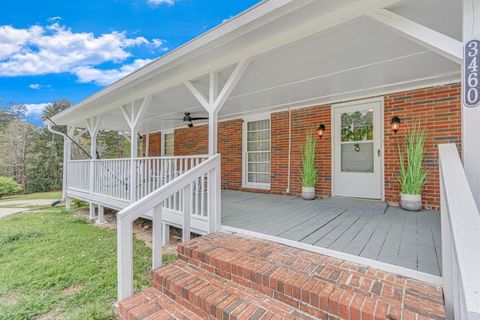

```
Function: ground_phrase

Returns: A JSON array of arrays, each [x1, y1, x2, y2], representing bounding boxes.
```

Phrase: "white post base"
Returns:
[[89, 203, 97, 220], [65, 197, 71, 211], [162, 223, 170, 246], [96, 205, 105, 225]]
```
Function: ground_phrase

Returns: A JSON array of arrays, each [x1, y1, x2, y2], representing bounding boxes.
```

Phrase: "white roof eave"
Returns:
[[49, 0, 311, 126]]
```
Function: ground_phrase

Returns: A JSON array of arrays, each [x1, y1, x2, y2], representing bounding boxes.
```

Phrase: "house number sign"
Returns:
[[464, 40, 480, 108]]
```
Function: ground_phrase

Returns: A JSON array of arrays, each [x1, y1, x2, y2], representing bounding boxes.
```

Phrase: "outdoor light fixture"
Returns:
[[391, 116, 401, 134], [317, 124, 326, 138]]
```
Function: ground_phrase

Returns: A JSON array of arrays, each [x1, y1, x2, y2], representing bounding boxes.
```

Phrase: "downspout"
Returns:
[[286, 107, 292, 194], [47, 124, 68, 202]]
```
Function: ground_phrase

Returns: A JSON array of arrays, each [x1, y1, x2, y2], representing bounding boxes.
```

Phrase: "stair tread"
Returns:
[[152, 260, 316, 320], [118, 287, 203, 320], [177, 233, 446, 320]]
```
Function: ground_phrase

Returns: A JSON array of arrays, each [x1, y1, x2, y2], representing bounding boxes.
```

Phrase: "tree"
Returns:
[[0, 176, 21, 198], [0, 111, 35, 187], [24, 100, 71, 193]]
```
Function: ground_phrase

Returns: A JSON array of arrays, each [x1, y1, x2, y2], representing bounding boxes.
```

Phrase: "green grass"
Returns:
[[0, 208, 172, 320], [0, 191, 62, 202]]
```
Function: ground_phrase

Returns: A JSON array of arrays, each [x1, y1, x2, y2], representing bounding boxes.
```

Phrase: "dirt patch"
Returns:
[[35, 311, 64, 320], [0, 291, 20, 305], [61, 285, 84, 297], [72, 208, 183, 255]]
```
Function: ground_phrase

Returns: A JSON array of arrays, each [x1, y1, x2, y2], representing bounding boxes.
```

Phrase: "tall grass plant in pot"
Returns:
[[398, 123, 427, 211], [301, 130, 317, 200]]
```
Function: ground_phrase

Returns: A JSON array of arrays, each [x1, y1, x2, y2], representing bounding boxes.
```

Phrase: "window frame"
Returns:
[[161, 129, 175, 156], [242, 113, 271, 190]]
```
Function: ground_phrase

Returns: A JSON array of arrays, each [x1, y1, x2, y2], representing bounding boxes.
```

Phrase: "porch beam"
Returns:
[[368, 9, 462, 64], [462, 1, 480, 208], [212, 59, 250, 112], [184, 81, 209, 110]]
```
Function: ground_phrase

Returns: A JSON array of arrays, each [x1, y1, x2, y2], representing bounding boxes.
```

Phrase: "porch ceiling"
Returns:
[[52, 0, 461, 133]]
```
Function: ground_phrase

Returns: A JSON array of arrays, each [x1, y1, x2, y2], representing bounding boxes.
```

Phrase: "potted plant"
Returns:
[[301, 130, 317, 200], [398, 123, 427, 211]]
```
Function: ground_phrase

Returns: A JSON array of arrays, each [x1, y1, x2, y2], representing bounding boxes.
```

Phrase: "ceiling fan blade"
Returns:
[[191, 117, 209, 120]]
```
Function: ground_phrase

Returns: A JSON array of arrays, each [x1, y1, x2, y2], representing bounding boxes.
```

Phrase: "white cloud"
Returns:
[[0, 22, 167, 85], [74, 58, 152, 86], [24, 103, 50, 116], [29, 83, 51, 89], [147, 0, 175, 6]]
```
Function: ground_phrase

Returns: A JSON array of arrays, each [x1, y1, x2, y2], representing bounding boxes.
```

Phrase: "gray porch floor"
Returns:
[[221, 190, 442, 276]]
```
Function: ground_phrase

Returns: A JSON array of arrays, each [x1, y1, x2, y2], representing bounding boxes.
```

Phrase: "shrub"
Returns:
[[301, 130, 317, 188], [0, 177, 21, 198], [398, 123, 427, 195]]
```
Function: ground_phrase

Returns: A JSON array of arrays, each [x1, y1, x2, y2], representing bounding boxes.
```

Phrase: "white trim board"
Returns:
[[242, 113, 272, 190], [220, 225, 442, 286]]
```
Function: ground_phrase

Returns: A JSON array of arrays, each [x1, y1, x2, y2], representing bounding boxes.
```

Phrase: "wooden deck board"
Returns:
[[221, 190, 441, 276]]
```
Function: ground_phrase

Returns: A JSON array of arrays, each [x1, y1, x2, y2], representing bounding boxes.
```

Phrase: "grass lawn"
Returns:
[[0, 191, 62, 202], [0, 207, 172, 319]]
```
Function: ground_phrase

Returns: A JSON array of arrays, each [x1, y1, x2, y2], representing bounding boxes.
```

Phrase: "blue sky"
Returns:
[[0, 0, 259, 124]]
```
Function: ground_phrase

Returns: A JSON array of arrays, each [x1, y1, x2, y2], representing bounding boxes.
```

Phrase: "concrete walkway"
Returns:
[[0, 199, 56, 218]]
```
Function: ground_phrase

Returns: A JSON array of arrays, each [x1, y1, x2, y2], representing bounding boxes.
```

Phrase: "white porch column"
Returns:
[[120, 97, 152, 202], [63, 126, 75, 210], [86, 117, 100, 220], [462, 1, 480, 208], [184, 60, 250, 233]]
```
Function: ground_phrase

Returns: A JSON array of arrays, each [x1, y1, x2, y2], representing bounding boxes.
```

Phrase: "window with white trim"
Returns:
[[163, 132, 174, 156], [244, 117, 271, 188]]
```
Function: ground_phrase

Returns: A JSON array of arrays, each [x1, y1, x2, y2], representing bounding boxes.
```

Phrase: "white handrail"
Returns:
[[116, 154, 221, 300], [439, 144, 480, 320]]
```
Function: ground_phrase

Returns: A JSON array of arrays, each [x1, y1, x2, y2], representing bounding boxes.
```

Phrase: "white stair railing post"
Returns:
[[182, 183, 191, 241], [152, 205, 163, 269], [117, 217, 134, 300]]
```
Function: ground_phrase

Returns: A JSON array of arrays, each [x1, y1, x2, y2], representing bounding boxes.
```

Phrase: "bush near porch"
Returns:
[[0, 208, 171, 320]]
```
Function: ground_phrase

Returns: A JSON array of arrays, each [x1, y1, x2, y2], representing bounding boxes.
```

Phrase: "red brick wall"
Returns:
[[148, 83, 461, 209], [383, 83, 461, 209], [271, 106, 331, 197], [142, 132, 162, 156], [174, 119, 243, 190]]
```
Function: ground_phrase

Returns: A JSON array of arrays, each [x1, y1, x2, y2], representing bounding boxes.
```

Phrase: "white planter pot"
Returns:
[[400, 193, 422, 211], [301, 187, 315, 200]]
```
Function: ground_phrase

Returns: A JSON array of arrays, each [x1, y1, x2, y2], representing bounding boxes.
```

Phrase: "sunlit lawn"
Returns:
[[0, 208, 173, 319], [0, 191, 62, 202]]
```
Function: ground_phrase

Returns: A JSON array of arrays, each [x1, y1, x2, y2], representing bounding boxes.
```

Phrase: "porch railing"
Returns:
[[66, 155, 209, 209], [439, 144, 480, 320], [66, 159, 90, 191], [116, 154, 221, 300]]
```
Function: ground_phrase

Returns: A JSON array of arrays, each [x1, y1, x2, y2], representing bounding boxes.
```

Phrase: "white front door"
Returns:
[[333, 99, 383, 199]]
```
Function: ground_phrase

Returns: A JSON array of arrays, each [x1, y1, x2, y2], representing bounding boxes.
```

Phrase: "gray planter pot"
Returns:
[[301, 187, 315, 200], [400, 193, 422, 211]]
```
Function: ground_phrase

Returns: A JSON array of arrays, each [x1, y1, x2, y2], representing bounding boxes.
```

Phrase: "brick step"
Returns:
[[118, 287, 203, 320], [152, 260, 316, 319], [178, 233, 446, 320]]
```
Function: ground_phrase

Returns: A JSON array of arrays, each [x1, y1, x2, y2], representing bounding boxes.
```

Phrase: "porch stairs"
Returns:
[[118, 233, 445, 320]]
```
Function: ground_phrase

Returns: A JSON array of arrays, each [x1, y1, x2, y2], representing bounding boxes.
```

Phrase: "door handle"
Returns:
[[377, 149, 381, 157]]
